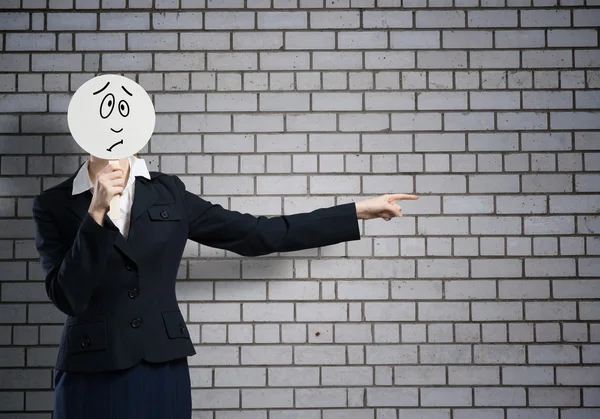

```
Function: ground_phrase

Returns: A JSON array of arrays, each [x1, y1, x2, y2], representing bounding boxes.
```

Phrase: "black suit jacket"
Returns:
[[32, 169, 361, 373]]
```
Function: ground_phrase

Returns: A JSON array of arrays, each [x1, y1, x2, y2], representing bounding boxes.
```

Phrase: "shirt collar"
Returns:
[[71, 156, 151, 196]]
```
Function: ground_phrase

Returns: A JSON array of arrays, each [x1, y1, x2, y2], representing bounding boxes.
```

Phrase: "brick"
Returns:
[[471, 92, 519, 110], [395, 366, 445, 385], [32, 54, 82, 72], [418, 51, 467, 69], [75, 33, 125, 51], [577, 91, 600, 110], [445, 112, 494, 131], [366, 52, 414, 69], [417, 175, 467, 194], [295, 346, 345, 365], [241, 346, 292, 365], [468, 10, 517, 27], [495, 30, 545, 48], [310, 11, 359, 28], [203, 12, 253, 29], [234, 114, 283, 133], [191, 389, 239, 409], [392, 31, 440, 49], [322, 366, 373, 385], [296, 388, 346, 408], [268, 367, 319, 387], [548, 30, 597, 47], [337, 280, 388, 300], [523, 50, 573, 69], [525, 259, 576, 277], [529, 388, 580, 407], [521, 10, 570, 27], [392, 281, 442, 300], [421, 345, 471, 364], [419, 302, 469, 321], [260, 52, 309, 70], [575, 50, 600, 67], [526, 302, 576, 320], [574, 9, 600, 26], [528, 345, 580, 364], [524, 216, 574, 235], [422, 388, 472, 407], [339, 31, 387, 49], [475, 345, 525, 364], [0, 12, 29, 30], [0, 54, 29, 72], [476, 388, 526, 407], [0, 94, 46, 113], [154, 12, 203, 29], [502, 366, 554, 385], [242, 389, 293, 408], [554, 280, 600, 299], [6, 33, 56, 51], [418, 216, 468, 235], [446, 280, 496, 299], [392, 113, 442, 131], [296, 303, 347, 322], [233, 32, 283, 50], [449, 366, 499, 385], [367, 388, 419, 407], [190, 303, 240, 322], [102, 53, 151, 71], [48, 12, 96, 30], [557, 367, 600, 385], [0, 369, 50, 389], [128, 33, 177, 50], [416, 11, 465, 28], [363, 11, 412, 28], [471, 51, 520, 68]]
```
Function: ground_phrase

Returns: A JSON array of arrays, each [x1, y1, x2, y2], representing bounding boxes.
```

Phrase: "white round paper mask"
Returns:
[[67, 74, 155, 160]]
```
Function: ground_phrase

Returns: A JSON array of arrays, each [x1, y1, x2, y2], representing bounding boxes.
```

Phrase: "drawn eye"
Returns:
[[100, 93, 115, 119], [118, 100, 130, 117]]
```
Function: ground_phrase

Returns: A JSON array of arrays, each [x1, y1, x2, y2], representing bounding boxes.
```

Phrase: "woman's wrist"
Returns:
[[88, 206, 106, 226], [355, 201, 366, 220]]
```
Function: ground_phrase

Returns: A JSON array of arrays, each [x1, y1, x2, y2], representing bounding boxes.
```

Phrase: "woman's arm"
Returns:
[[32, 196, 120, 317], [32, 164, 126, 317], [174, 176, 361, 257]]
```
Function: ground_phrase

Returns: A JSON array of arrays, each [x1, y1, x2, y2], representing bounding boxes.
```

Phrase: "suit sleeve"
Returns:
[[32, 196, 120, 317], [174, 176, 361, 257]]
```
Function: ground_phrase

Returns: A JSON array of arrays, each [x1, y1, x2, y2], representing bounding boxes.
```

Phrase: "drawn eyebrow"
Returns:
[[121, 86, 133, 96], [93, 82, 110, 95]]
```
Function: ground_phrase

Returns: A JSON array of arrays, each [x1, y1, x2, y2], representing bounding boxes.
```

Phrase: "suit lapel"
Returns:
[[129, 177, 159, 226], [67, 189, 93, 223], [66, 177, 139, 266]]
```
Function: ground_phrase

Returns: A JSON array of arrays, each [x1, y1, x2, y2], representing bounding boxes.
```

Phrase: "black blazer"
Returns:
[[32, 169, 361, 373]]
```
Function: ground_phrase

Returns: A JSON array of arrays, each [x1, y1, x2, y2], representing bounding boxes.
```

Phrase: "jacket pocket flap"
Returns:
[[148, 205, 181, 221], [67, 321, 107, 354], [162, 310, 189, 339]]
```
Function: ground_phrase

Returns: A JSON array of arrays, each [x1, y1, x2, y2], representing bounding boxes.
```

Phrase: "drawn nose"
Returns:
[[111, 128, 123, 133]]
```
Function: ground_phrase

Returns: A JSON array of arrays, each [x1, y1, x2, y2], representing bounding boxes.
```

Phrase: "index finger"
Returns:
[[389, 194, 419, 201]]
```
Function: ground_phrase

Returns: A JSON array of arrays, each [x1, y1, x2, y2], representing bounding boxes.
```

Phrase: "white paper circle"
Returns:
[[67, 74, 155, 160]]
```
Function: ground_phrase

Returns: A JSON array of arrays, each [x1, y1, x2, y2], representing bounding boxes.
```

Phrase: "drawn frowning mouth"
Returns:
[[107, 139, 123, 152], [111, 128, 123, 133]]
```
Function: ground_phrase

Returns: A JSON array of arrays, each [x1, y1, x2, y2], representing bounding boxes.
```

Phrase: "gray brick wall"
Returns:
[[0, 1, 599, 418]]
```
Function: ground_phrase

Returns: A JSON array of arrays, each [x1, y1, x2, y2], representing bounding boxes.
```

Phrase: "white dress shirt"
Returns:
[[72, 156, 151, 239]]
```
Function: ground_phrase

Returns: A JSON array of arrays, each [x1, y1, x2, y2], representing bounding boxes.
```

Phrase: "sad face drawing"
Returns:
[[67, 74, 155, 160]]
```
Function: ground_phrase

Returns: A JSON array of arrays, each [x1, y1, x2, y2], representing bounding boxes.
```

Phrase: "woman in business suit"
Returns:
[[32, 154, 418, 419]]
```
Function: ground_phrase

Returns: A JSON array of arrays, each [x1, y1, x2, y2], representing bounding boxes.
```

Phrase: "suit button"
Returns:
[[128, 288, 139, 299], [160, 210, 169, 219], [179, 323, 185, 334], [81, 337, 91, 348], [126, 264, 134, 271], [131, 317, 142, 328]]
